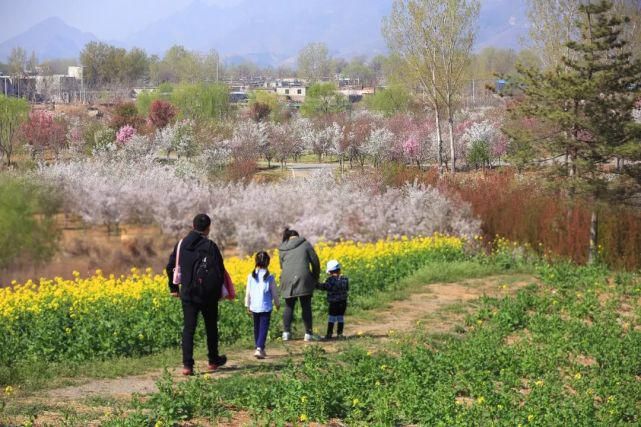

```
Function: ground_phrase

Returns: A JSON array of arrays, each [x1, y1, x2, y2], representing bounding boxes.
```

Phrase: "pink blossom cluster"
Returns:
[[116, 125, 136, 144]]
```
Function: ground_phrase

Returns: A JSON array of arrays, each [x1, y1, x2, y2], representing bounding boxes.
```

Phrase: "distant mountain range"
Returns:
[[0, 0, 529, 67], [0, 17, 97, 63]]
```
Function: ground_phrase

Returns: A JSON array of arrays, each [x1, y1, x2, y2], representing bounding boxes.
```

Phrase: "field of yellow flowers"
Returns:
[[0, 235, 465, 365]]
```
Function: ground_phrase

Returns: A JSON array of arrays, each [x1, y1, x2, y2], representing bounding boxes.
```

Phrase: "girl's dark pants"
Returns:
[[283, 295, 313, 334], [252, 311, 272, 349]]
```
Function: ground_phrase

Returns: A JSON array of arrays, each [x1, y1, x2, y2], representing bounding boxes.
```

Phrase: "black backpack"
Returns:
[[182, 240, 224, 301]]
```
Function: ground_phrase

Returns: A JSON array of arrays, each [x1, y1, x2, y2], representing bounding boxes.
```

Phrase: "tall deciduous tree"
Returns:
[[8, 47, 27, 76], [27, 51, 38, 74], [526, 0, 581, 70], [383, 0, 480, 174], [507, 0, 641, 263], [80, 42, 149, 87], [526, 0, 641, 68], [297, 42, 332, 82], [0, 95, 29, 166]]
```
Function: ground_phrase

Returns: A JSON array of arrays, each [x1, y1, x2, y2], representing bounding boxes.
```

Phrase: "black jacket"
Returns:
[[166, 230, 225, 304], [317, 276, 349, 303]]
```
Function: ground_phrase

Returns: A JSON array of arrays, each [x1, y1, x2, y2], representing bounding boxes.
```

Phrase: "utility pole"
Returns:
[[80, 66, 85, 104], [472, 78, 475, 106]]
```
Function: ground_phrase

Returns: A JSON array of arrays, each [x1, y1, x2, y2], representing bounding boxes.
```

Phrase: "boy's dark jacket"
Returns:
[[317, 276, 349, 303], [166, 230, 225, 304]]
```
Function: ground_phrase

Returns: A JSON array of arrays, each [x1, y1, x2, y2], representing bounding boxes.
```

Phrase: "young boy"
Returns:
[[317, 259, 349, 340]]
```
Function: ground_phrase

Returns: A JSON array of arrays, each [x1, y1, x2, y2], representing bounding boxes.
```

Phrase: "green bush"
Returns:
[[365, 84, 410, 116], [467, 139, 491, 169], [138, 83, 230, 121], [0, 176, 61, 270]]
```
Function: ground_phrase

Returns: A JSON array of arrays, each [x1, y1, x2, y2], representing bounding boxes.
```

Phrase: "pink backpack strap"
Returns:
[[175, 239, 183, 271]]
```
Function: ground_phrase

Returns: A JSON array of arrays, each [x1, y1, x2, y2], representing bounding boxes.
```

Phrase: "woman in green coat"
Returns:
[[279, 228, 320, 341]]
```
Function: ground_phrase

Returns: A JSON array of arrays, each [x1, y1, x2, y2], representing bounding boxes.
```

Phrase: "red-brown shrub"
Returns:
[[148, 100, 177, 129], [111, 102, 144, 130], [225, 160, 258, 182], [413, 169, 641, 269]]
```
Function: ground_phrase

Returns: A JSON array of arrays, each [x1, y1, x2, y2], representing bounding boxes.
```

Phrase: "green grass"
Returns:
[[109, 262, 641, 426], [294, 153, 340, 164]]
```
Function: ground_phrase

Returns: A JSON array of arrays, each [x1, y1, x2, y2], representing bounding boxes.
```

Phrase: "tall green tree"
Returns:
[[80, 42, 148, 87], [80, 42, 125, 87], [300, 83, 349, 117], [507, 0, 641, 263], [365, 85, 411, 116], [121, 47, 149, 84], [0, 95, 29, 167]]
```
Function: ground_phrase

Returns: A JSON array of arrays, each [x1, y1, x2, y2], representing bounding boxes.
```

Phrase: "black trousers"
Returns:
[[181, 300, 219, 368], [328, 301, 347, 317], [283, 295, 313, 334]]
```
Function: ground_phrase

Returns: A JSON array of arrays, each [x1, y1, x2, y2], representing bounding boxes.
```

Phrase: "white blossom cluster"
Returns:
[[462, 120, 498, 147], [39, 159, 480, 254]]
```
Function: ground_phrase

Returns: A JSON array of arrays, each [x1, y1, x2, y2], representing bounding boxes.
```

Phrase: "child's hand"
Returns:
[[246, 308, 252, 316], [275, 305, 280, 312]]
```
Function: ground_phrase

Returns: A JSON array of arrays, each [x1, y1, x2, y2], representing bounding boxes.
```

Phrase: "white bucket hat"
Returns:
[[326, 259, 341, 273]]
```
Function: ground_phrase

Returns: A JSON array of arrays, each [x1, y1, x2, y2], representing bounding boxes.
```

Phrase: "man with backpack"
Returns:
[[166, 213, 227, 376]]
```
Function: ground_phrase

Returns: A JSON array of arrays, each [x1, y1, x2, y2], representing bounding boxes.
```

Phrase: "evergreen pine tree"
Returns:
[[506, 0, 641, 263]]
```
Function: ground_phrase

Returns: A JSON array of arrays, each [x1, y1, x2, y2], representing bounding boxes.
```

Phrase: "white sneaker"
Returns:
[[304, 333, 320, 342], [254, 348, 265, 359], [260, 349, 267, 358], [282, 332, 291, 341]]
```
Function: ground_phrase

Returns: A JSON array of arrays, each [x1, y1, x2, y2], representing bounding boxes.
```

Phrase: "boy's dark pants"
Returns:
[[181, 300, 219, 368], [327, 300, 347, 337], [252, 311, 272, 349]]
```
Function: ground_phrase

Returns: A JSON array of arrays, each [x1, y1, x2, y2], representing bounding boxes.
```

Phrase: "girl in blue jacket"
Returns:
[[245, 251, 280, 359]]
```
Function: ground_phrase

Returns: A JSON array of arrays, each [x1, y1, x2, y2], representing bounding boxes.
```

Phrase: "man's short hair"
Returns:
[[193, 214, 211, 232]]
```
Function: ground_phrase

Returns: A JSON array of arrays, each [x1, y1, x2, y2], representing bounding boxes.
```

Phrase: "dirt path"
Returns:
[[6, 274, 536, 424]]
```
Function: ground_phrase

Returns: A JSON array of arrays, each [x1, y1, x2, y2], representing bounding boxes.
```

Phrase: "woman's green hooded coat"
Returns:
[[278, 237, 320, 298]]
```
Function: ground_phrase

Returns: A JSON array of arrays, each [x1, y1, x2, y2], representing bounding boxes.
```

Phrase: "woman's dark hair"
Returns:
[[252, 251, 271, 280], [282, 227, 299, 243]]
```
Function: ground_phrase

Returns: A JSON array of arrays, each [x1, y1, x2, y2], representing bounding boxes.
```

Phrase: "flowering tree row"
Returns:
[[219, 108, 508, 170], [38, 155, 480, 254]]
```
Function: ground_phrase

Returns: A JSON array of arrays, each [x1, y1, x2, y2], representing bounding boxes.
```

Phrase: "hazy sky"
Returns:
[[0, 0, 244, 42], [0, 0, 521, 43]]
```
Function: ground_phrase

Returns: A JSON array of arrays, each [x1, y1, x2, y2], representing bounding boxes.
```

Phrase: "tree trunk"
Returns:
[[588, 209, 598, 264], [434, 106, 444, 174], [447, 114, 456, 174]]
